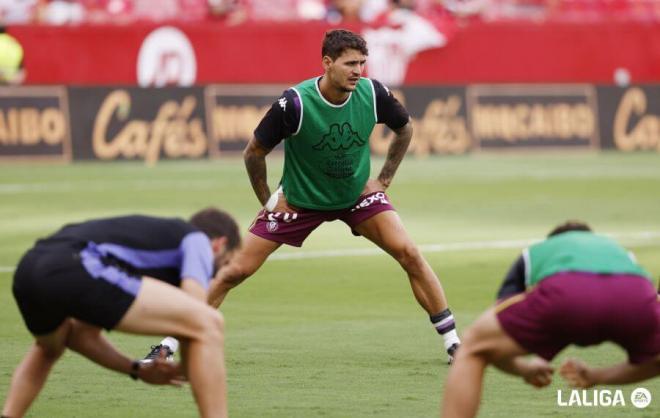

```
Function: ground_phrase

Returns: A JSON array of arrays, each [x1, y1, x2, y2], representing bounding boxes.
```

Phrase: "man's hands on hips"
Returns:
[[267, 189, 299, 213], [265, 179, 388, 213], [362, 179, 387, 195]]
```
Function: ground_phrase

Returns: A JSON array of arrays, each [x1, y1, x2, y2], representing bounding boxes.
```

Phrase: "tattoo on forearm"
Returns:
[[378, 122, 412, 187], [244, 150, 271, 206]]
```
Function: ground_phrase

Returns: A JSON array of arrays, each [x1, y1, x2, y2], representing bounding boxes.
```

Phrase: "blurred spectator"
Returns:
[[551, 0, 658, 21], [480, 0, 553, 21], [135, 0, 209, 22], [2, 0, 660, 24], [210, 0, 325, 22], [0, 0, 40, 24], [361, 0, 389, 21], [364, 0, 447, 85], [326, 0, 391, 23], [326, 0, 363, 22], [246, 0, 324, 20], [0, 30, 25, 84], [441, 0, 489, 17], [412, 0, 460, 33], [208, 0, 247, 23], [40, 0, 85, 25], [95, 0, 210, 22], [297, 0, 327, 19]]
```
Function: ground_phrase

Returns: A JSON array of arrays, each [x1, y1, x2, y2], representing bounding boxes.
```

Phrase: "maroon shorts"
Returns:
[[249, 191, 395, 247], [496, 272, 660, 364]]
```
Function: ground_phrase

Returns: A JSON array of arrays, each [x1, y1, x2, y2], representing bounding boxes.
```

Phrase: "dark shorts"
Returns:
[[496, 272, 660, 364], [12, 242, 142, 336], [249, 191, 395, 247]]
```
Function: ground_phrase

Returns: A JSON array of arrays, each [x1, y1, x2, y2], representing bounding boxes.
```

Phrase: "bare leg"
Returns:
[[116, 278, 228, 418], [208, 232, 281, 308], [354, 210, 447, 314], [441, 308, 531, 418], [2, 321, 70, 418], [441, 340, 487, 418]]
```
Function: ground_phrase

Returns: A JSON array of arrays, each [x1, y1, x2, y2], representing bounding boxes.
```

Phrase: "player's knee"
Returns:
[[210, 309, 225, 334], [35, 340, 66, 361], [394, 243, 424, 270], [455, 327, 487, 360], [460, 317, 500, 359], [460, 326, 482, 349], [196, 306, 225, 344]]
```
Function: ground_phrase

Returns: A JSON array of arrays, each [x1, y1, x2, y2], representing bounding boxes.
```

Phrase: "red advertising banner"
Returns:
[[8, 20, 660, 86]]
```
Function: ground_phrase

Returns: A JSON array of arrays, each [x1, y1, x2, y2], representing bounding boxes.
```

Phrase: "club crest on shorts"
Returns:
[[267, 220, 279, 232]]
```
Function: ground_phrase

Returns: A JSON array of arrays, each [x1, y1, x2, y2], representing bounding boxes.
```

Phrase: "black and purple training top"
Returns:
[[35, 215, 214, 290]]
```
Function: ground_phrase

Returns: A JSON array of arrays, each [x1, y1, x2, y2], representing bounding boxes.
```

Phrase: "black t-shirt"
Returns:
[[497, 255, 526, 300], [254, 78, 410, 149]]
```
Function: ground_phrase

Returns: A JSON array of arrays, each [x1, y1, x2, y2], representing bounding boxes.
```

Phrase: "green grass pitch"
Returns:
[[0, 153, 658, 417]]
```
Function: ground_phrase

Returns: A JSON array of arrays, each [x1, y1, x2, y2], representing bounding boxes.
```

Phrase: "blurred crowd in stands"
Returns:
[[1, 0, 660, 26]]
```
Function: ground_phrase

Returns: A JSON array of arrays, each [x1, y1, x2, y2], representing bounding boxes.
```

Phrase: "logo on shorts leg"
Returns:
[[267, 220, 279, 233], [350, 192, 389, 212], [264, 211, 298, 232]]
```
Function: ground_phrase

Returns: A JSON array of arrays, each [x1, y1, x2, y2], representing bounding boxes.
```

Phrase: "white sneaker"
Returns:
[[141, 344, 174, 364]]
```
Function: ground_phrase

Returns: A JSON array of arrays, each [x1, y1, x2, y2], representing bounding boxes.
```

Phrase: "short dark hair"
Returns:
[[547, 220, 592, 238], [190, 207, 241, 252], [322, 29, 368, 60]]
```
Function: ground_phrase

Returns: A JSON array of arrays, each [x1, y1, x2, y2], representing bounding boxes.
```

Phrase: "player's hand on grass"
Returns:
[[521, 357, 554, 388], [138, 351, 187, 386], [559, 358, 594, 388], [361, 179, 386, 195]]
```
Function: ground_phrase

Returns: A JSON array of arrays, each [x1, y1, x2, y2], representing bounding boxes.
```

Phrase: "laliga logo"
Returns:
[[137, 26, 197, 87], [556, 387, 651, 408]]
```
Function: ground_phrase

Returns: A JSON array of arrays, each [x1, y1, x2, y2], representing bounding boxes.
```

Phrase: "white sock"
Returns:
[[160, 336, 179, 353], [442, 329, 460, 351]]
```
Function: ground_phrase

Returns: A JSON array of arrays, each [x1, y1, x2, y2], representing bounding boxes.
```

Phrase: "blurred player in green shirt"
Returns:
[[442, 221, 659, 418]]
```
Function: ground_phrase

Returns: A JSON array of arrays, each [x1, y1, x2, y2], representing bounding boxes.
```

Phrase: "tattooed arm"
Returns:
[[376, 120, 412, 190], [243, 137, 273, 206]]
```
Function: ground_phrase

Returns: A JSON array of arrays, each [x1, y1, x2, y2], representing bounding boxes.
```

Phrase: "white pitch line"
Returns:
[[267, 231, 660, 261], [1, 232, 659, 271]]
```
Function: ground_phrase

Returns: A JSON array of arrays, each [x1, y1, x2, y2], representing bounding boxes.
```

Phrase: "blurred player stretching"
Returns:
[[441, 221, 660, 418]]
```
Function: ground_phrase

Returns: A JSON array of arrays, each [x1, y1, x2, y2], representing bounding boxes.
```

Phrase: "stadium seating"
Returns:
[[2, 0, 660, 25]]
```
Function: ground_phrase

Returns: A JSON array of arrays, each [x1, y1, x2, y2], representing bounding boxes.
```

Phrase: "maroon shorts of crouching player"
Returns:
[[248, 191, 395, 247], [495, 272, 660, 364]]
